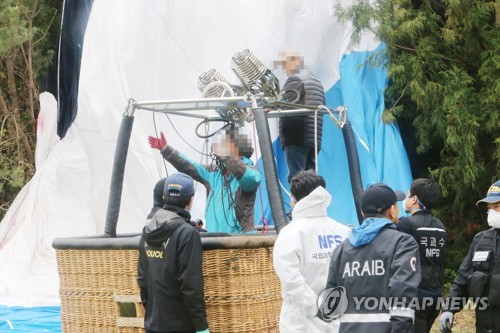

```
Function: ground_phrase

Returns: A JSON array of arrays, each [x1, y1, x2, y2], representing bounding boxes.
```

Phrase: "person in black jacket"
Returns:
[[277, 50, 325, 182], [323, 183, 421, 333], [398, 178, 448, 333], [146, 177, 167, 220], [137, 173, 209, 333], [147, 177, 207, 232], [439, 180, 500, 333]]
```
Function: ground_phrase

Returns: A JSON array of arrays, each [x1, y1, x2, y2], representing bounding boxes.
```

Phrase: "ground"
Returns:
[[430, 308, 476, 332]]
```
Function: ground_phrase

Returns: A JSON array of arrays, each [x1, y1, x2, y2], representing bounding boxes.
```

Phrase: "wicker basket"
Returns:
[[54, 235, 280, 333]]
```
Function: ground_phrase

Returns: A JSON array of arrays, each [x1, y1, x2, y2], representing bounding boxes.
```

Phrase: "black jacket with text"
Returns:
[[137, 206, 208, 332], [326, 222, 421, 333], [398, 210, 448, 291]]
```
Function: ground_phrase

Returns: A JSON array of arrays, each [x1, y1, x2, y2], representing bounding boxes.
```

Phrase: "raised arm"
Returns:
[[149, 132, 210, 184]]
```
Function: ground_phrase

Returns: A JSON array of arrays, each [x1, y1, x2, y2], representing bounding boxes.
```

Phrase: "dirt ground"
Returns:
[[430, 308, 476, 332]]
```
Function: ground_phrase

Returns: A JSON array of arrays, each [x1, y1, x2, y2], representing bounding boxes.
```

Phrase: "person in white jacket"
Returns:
[[273, 170, 351, 333]]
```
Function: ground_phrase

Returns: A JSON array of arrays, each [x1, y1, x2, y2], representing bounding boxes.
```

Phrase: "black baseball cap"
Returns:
[[361, 183, 406, 215]]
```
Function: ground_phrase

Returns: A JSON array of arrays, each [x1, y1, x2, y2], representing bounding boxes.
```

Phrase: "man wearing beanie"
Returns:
[[324, 183, 421, 333], [439, 180, 500, 333], [137, 173, 209, 333], [148, 129, 261, 233]]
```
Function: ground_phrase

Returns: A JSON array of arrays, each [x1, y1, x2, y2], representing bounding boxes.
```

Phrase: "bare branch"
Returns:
[[388, 84, 409, 112], [0, 90, 34, 162]]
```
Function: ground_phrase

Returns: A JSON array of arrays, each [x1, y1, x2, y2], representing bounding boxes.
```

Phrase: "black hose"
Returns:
[[195, 119, 231, 138], [342, 120, 364, 224], [104, 116, 135, 237], [253, 107, 287, 233]]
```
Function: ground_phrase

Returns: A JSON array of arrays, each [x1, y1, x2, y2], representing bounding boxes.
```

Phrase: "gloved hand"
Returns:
[[439, 311, 454, 332], [196, 329, 210, 333], [148, 132, 167, 150]]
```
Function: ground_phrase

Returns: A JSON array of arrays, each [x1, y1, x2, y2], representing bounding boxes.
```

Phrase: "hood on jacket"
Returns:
[[292, 186, 330, 220], [143, 208, 188, 246], [146, 178, 167, 220], [348, 217, 396, 247]]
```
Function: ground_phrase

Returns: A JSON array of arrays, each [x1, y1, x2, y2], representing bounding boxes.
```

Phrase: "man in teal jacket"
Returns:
[[149, 129, 261, 233]]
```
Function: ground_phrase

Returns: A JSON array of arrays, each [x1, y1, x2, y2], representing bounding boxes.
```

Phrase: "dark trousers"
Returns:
[[415, 288, 441, 333], [414, 306, 440, 333], [284, 145, 316, 183]]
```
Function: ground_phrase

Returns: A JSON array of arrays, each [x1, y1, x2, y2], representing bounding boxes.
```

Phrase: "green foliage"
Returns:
[[0, 0, 28, 52], [442, 268, 457, 297], [0, 0, 60, 221], [0, 133, 33, 220], [335, 0, 499, 275]]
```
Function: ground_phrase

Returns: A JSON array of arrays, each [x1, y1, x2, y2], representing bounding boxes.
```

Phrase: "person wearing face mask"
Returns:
[[324, 183, 421, 333], [439, 180, 500, 333], [397, 178, 448, 333], [148, 129, 261, 233], [137, 173, 209, 333]]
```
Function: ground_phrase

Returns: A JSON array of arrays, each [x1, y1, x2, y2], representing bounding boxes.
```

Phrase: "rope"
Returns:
[[314, 109, 318, 173], [318, 105, 345, 129], [252, 121, 268, 234], [152, 112, 169, 177]]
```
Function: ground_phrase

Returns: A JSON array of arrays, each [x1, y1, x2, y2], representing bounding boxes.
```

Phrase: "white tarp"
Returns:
[[0, 0, 410, 307]]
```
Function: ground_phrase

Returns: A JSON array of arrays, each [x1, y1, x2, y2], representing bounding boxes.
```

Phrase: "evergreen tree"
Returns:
[[0, 0, 60, 219], [334, 0, 499, 269]]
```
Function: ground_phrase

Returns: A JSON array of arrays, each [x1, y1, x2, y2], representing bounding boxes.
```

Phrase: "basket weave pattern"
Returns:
[[56, 246, 281, 333]]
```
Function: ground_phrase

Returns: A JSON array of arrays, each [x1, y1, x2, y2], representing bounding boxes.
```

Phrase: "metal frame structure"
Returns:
[[104, 94, 361, 237], [125, 95, 347, 123]]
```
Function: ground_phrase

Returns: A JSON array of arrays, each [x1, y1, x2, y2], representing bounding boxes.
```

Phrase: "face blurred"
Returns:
[[284, 55, 302, 76], [277, 50, 303, 76], [212, 136, 240, 158]]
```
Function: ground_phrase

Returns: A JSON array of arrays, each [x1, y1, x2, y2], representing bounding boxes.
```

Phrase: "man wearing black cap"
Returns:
[[324, 183, 421, 333], [137, 173, 209, 333], [439, 180, 500, 333]]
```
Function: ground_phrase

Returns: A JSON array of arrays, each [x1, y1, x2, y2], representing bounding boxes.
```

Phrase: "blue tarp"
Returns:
[[0, 306, 61, 333], [255, 44, 413, 227]]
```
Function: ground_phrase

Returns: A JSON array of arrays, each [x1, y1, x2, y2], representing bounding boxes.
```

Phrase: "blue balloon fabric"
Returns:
[[255, 44, 413, 228]]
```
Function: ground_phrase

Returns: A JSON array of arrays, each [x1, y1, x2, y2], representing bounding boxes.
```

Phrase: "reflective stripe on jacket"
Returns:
[[327, 221, 421, 333]]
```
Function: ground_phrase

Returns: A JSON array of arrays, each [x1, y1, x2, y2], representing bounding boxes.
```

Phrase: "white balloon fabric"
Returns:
[[0, 0, 412, 307], [0, 92, 94, 306]]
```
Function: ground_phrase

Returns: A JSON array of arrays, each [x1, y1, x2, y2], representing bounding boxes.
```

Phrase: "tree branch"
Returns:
[[0, 90, 34, 163]]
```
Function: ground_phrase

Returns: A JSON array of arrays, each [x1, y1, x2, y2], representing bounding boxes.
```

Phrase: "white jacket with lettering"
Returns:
[[273, 187, 351, 333]]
